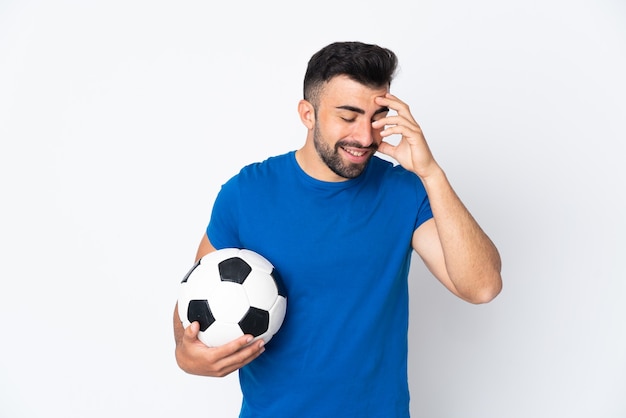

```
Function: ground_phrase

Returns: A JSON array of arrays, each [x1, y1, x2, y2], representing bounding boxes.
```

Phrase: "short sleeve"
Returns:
[[207, 175, 242, 249]]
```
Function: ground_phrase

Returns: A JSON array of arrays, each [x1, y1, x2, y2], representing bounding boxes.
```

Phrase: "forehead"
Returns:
[[318, 75, 389, 108]]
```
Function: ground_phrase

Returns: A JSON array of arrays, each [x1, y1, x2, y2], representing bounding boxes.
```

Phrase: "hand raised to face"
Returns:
[[373, 93, 440, 180]]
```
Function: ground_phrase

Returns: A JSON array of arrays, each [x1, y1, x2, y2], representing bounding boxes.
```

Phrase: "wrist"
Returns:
[[416, 163, 445, 184]]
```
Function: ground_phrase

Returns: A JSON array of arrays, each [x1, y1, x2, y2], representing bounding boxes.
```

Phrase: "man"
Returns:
[[173, 41, 502, 417]]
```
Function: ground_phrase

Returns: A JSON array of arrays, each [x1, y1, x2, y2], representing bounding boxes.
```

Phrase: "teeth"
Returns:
[[344, 148, 365, 157]]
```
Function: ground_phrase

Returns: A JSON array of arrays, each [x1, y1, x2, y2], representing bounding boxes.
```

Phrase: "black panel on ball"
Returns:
[[187, 300, 215, 332], [181, 259, 201, 283], [239, 307, 270, 337], [270, 268, 287, 297], [218, 257, 252, 284]]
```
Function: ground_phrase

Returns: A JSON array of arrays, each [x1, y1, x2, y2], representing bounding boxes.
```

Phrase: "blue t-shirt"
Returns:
[[208, 151, 432, 418]]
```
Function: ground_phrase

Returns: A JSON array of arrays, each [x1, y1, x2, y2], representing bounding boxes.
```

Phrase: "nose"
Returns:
[[351, 119, 376, 148]]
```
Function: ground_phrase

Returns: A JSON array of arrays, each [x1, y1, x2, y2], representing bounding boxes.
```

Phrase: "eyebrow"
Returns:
[[336, 105, 389, 115]]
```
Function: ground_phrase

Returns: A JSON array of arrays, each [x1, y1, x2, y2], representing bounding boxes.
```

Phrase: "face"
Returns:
[[311, 75, 389, 180]]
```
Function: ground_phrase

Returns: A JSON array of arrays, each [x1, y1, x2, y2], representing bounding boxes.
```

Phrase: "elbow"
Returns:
[[471, 285, 501, 304], [470, 273, 503, 304], [459, 272, 503, 305]]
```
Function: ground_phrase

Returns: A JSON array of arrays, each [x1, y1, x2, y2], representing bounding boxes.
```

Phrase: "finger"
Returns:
[[183, 321, 200, 341], [210, 335, 265, 363], [373, 115, 418, 131], [376, 123, 422, 142], [375, 93, 406, 109], [375, 94, 417, 124], [384, 92, 408, 108], [221, 334, 258, 353], [381, 125, 421, 139], [211, 337, 266, 376], [376, 141, 396, 157]]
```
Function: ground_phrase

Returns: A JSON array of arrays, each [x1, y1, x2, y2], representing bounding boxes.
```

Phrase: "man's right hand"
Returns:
[[173, 305, 266, 377]]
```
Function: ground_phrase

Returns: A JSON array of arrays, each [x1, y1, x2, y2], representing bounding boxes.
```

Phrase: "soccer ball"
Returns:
[[177, 248, 287, 347]]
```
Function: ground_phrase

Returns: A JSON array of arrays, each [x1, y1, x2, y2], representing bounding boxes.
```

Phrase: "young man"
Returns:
[[173, 41, 502, 417]]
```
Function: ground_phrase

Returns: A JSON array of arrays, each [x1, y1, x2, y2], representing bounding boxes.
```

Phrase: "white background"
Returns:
[[1, 0, 624, 417]]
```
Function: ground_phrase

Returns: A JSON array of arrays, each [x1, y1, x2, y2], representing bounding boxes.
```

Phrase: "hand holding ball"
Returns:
[[178, 248, 287, 347]]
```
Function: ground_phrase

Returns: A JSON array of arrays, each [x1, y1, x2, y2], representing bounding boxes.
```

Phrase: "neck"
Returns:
[[295, 143, 348, 183]]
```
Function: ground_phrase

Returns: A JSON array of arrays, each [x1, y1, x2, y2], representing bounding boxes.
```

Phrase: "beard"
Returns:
[[313, 122, 377, 179]]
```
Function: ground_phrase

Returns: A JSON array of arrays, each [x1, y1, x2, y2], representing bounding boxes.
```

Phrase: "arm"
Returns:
[[173, 234, 266, 376], [375, 93, 502, 304], [411, 180, 502, 304]]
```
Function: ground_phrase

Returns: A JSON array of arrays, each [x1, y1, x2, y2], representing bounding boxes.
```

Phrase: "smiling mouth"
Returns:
[[338, 141, 378, 158], [343, 147, 367, 157]]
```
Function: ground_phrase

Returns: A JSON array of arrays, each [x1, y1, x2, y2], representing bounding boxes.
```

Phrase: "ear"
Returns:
[[297, 99, 315, 130]]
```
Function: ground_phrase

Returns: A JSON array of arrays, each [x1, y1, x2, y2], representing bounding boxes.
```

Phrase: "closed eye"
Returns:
[[372, 114, 387, 123]]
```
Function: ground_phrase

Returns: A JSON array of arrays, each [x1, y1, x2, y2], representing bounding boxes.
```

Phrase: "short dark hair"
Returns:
[[303, 41, 398, 106]]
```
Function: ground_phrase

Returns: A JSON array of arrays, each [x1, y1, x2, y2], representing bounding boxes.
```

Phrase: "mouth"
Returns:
[[343, 147, 367, 157], [338, 143, 377, 163]]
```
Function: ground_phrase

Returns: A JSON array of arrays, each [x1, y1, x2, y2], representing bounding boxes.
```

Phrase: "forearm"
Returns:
[[173, 303, 183, 346], [421, 166, 502, 303]]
